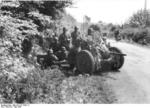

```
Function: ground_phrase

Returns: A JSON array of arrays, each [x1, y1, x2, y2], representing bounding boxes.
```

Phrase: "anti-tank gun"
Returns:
[[68, 32, 126, 74]]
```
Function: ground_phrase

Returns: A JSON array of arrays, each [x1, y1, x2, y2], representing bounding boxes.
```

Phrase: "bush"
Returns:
[[0, 68, 65, 103], [128, 9, 150, 27], [89, 24, 101, 32], [28, 12, 54, 31], [120, 27, 150, 45], [1, 1, 73, 19]]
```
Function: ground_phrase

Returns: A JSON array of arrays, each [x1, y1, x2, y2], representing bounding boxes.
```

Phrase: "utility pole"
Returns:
[[144, 0, 147, 27], [144, 0, 147, 11]]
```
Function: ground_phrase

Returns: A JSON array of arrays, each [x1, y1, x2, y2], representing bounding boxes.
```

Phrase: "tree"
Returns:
[[1, 0, 73, 19], [128, 9, 150, 27], [89, 24, 101, 32]]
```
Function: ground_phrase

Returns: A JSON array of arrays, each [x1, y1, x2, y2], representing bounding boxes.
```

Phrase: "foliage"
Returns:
[[1, 0, 73, 19], [61, 76, 116, 103], [0, 68, 65, 103], [128, 9, 150, 27], [28, 11, 54, 31], [89, 24, 101, 32], [110, 26, 117, 32], [119, 27, 150, 45], [0, 15, 39, 80], [113, 9, 150, 45], [0, 0, 76, 77]]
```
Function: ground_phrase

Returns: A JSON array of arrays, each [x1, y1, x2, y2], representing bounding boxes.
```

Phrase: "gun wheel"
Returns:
[[109, 47, 124, 70], [76, 50, 95, 74]]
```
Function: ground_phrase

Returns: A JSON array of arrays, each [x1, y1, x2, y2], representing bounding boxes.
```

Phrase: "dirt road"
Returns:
[[106, 40, 150, 103]]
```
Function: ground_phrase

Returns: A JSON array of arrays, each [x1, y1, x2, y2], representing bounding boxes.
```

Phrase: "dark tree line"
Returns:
[[1, 0, 73, 19]]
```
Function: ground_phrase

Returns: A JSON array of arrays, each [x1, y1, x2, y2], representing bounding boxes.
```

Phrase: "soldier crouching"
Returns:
[[55, 46, 68, 61], [37, 49, 59, 69], [44, 49, 58, 68]]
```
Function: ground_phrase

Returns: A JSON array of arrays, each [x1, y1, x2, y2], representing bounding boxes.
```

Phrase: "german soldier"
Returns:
[[44, 49, 58, 68], [71, 26, 81, 47], [21, 36, 33, 58], [114, 29, 120, 41], [51, 36, 60, 53], [56, 46, 68, 61], [59, 27, 70, 50]]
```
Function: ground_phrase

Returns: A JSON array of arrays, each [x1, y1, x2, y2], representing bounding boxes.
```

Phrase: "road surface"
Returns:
[[106, 40, 150, 103]]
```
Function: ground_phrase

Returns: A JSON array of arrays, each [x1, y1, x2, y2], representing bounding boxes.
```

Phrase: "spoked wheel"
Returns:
[[109, 47, 124, 70], [76, 50, 95, 74]]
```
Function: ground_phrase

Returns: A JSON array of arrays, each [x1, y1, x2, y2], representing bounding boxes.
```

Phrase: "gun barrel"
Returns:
[[110, 52, 127, 56]]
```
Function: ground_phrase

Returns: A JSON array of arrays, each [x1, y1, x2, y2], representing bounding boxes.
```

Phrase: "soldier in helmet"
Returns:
[[55, 46, 68, 61], [88, 28, 93, 36], [59, 27, 70, 50], [21, 36, 33, 58], [71, 26, 81, 47], [114, 29, 120, 41], [86, 28, 95, 42], [44, 49, 58, 67], [51, 36, 60, 53]]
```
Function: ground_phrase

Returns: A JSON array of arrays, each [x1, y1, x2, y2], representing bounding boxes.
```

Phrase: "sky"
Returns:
[[66, 0, 150, 24]]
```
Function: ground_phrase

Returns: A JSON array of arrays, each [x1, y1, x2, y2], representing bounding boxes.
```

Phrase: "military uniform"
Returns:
[[51, 37, 60, 53], [71, 31, 80, 47], [59, 28, 70, 50], [21, 36, 33, 57], [114, 29, 120, 40], [44, 49, 58, 67], [56, 47, 68, 61]]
